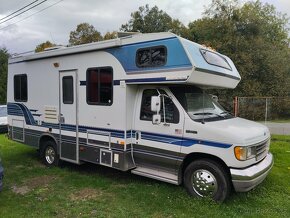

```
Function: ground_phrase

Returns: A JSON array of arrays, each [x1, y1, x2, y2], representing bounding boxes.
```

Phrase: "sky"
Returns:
[[0, 0, 289, 54]]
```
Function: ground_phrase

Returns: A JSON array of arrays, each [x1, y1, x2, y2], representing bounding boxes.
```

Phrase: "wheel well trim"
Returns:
[[178, 152, 231, 184], [38, 133, 59, 151]]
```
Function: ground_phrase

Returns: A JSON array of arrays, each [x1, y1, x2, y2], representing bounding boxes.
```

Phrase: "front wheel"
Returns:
[[40, 140, 60, 167], [184, 159, 231, 202]]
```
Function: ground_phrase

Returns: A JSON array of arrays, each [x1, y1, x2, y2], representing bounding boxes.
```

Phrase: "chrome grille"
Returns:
[[255, 138, 270, 161]]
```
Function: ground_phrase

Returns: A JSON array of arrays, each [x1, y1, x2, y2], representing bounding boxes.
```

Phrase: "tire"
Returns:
[[40, 140, 60, 167], [184, 159, 231, 202]]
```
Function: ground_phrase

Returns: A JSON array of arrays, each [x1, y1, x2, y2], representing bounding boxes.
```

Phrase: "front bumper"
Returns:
[[230, 152, 274, 192], [0, 165, 3, 191]]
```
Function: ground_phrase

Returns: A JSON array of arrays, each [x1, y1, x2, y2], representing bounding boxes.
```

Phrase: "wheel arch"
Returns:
[[179, 152, 231, 184], [38, 133, 59, 153]]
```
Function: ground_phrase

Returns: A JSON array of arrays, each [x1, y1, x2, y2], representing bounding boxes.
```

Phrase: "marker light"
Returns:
[[234, 146, 247, 161], [234, 146, 256, 161]]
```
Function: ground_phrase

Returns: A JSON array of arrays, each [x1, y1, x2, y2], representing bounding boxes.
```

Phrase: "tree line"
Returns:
[[0, 0, 289, 104]]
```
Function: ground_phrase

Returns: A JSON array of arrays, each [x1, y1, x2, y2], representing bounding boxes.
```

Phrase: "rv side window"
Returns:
[[136, 46, 167, 68], [62, 76, 74, 104], [140, 89, 179, 124], [14, 74, 27, 102], [87, 67, 113, 105]]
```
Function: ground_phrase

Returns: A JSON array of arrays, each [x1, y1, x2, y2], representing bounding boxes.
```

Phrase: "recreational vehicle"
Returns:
[[7, 32, 273, 201]]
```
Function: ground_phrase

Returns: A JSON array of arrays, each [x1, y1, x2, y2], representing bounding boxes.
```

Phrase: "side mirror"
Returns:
[[210, 94, 218, 102], [152, 114, 161, 125], [151, 96, 161, 113]]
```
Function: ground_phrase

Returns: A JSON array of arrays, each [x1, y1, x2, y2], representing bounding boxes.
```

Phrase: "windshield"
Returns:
[[170, 86, 233, 122], [0, 106, 7, 117]]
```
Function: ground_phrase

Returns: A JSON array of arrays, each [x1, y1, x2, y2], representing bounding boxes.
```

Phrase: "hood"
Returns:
[[193, 117, 270, 145]]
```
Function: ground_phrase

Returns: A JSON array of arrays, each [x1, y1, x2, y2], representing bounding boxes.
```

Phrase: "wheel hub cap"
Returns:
[[45, 146, 55, 164], [192, 169, 218, 197]]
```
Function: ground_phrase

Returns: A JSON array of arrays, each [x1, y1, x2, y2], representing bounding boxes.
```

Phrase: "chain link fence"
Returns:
[[236, 97, 290, 122]]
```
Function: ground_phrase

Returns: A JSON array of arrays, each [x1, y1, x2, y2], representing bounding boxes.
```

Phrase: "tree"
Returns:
[[35, 41, 56, 52], [0, 48, 9, 103], [120, 4, 188, 36], [69, 23, 103, 46], [188, 0, 290, 98], [103, 31, 117, 40]]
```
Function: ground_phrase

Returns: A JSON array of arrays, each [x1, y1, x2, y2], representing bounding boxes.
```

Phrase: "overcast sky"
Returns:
[[0, 0, 289, 54]]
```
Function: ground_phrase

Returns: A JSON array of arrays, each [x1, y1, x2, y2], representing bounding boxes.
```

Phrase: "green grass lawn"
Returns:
[[0, 134, 289, 218]]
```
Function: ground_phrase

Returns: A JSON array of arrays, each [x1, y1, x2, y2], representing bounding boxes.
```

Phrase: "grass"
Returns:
[[0, 134, 289, 218]]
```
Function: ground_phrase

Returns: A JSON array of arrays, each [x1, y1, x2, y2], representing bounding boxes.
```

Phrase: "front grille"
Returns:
[[255, 138, 270, 161]]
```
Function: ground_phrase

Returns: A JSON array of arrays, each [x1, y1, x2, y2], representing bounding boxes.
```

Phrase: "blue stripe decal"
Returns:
[[8, 102, 231, 148], [140, 131, 232, 148], [113, 80, 120, 86], [113, 77, 187, 86], [107, 37, 192, 74], [8, 103, 36, 125], [82, 77, 188, 87]]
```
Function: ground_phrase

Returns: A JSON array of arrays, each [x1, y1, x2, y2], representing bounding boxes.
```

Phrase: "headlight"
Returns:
[[234, 146, 256, 161]]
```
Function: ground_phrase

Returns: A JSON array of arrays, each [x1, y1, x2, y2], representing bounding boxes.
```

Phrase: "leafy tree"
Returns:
[[69, 23, 103, 46], [103, 31, 117, 40], [35, 41, 56, 52], [120, 4, 188, 36], [0, 48, 9, 103], [188, 0, 290, 98]]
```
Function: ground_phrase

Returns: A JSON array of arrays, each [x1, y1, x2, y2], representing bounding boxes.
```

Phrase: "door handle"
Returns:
[[59, 115, 65, 123]]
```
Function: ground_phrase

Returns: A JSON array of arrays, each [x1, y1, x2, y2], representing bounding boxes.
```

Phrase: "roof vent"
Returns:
[[117, 32, 141, 38], [44, 46, 66, 51]]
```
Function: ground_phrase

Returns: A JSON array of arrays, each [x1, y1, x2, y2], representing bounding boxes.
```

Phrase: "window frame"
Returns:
[[62, 76, 74, 104], [86, 66, 113, 106], [136, 45, 167, 68], [14, 74, 28, 102]]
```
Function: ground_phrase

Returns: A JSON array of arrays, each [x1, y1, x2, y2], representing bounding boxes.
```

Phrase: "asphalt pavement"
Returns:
[[263, 122, 290, 135]]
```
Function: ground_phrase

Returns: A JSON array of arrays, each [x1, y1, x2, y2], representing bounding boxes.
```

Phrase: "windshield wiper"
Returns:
[[193, 112, 224, 118], [219, 111, 234, 117]]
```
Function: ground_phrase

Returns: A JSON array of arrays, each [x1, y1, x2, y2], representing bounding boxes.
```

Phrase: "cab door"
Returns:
[[133, 87, 185, 173]]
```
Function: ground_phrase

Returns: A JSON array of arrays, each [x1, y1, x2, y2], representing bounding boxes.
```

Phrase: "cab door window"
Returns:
[[140, 89, 179, 124]]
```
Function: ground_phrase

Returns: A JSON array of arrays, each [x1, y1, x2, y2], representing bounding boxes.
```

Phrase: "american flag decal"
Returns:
[[175, 129, 182, 134]]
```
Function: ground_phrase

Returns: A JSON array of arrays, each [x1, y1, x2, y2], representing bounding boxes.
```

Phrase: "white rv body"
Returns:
[[7, 32, 273, 201]]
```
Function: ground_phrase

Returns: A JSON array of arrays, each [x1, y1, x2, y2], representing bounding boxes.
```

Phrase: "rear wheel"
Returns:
[[40, 140, 60, 167], [184, 159, 231, 202]]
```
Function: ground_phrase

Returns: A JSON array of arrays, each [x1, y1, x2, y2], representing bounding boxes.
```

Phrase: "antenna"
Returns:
[[50, 32, 56, 44]]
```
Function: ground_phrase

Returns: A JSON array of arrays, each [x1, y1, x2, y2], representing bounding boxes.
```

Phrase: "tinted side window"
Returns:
[[14, 74, 27, 102], [136, 46, 167, 68], [140, 89, 158, 121], [140, 89, 179, 124], [87, 67, 113, 105], [62, 76, 73, 104]]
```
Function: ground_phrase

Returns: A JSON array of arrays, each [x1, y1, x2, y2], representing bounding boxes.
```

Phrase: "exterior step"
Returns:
[[131, 166, 179, 185]]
